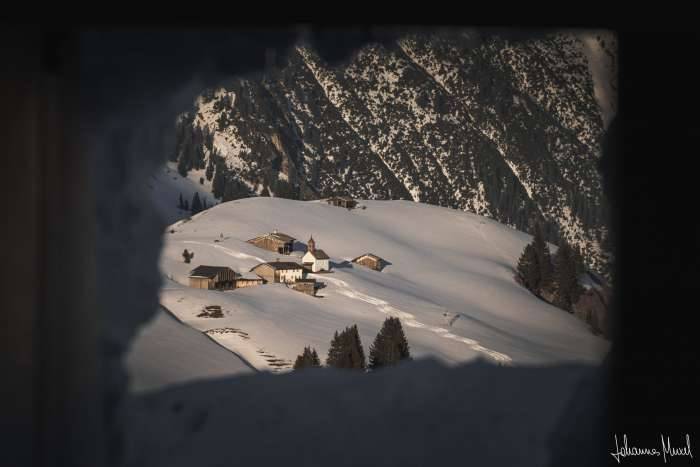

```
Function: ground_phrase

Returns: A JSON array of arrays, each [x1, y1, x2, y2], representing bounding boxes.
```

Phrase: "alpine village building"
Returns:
[[352, 253, 386, 271], [250, 261, 305, 284], [302, 236, 330, 272], [326, 196, 357, 209], [247, 230, 295, 254], [188, 265, 239, 290]]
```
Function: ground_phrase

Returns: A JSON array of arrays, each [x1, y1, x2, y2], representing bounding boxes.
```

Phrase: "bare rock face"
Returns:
[[172, 29, 617, 278]]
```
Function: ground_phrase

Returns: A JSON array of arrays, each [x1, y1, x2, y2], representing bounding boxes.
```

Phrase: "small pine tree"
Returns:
[[516, 243, 539, 292], [327, 330, 342, 367], [532, 224, 553, 293], [205, 153, 215, 181], [191, 192, 203, 214], [572, 245, 585, 277], [177, 153, 189, 177], [184, 199, 189, 211], [293, 346, 322, 370], [182, 249, 194, 263], [552, 242, 584, 312], [212, 162, 227, 199], [178, 193, 184, 210], [369, 317, 411, 370], [326, 325, 366, 370]]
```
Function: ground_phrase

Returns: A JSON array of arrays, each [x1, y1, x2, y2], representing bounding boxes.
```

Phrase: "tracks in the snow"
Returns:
[[315, 274, 512, 365]]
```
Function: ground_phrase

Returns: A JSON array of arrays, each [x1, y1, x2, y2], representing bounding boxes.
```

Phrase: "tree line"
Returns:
[[293, 317, 411, 371], [178, 192, 208, 215], [515, 224, 585, 312]]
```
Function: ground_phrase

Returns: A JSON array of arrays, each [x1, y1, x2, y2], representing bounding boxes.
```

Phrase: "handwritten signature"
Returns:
[[611, 434, 693, 463]]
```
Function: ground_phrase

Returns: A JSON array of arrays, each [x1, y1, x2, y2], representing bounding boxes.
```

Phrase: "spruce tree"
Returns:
[[191, 192, 203, 214], [182, 249, 194, 263], [293, 346, 321, 370], [327, 331, 342, 367], [516, 243, 538, 291], [205, 152, 215, 181], [552, 242, 584, 312], [178, 193, 184, 210], [349, 325, 366, 369], [326, 325, 366, 370], [177, 153, 189, 177], [368, 317, 411, 370], [532, 224, 553, 293], [212, 162, 226, 199]]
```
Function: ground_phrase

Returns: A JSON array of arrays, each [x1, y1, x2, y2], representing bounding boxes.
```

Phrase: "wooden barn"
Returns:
[[247, 230, 296, 254], [250, 261, 305, 284], [326, 196, 357, 209], [234, 275, 265, 288], [292, 278, 318, 296], [352, 253, 386, 271], [188, 265, 240, 290]]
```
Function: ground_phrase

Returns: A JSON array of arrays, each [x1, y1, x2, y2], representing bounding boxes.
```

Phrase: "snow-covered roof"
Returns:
[[248, 231, 296, 244], [352, 253, 383, 262]]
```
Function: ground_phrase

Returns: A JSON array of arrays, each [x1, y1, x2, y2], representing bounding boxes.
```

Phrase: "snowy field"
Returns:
[[153, 196, 608, 377], [124, 307, 254, 393]]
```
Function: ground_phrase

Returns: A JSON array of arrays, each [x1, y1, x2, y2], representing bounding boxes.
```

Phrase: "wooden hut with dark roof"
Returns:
[[247, 229, 296, 254], [351, 253, 386, 271], [188, 265, 240, 290], [326, 196, 357, 209]]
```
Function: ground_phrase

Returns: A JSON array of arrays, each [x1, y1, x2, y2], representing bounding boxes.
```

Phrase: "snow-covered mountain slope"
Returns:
[[158, 197, 608, 371], [124, 306, 254, 393], [148, 162, 220, 225], [170, 29, 617, 278]]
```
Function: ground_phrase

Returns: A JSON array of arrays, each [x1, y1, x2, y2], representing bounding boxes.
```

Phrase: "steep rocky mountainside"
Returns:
[[170, 29, 616, 277]]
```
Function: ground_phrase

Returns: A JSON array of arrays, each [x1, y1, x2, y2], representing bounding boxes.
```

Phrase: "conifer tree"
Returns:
[[205, 153, 215, 181], [532, 224, 553, 293], [177, 153, 189, 177], [369, 317, 411, 369], [326, 325, 366, 370], [552, 241, 584, 312], [516, 243, 538, 291], [191, 192, 203, 214], [178, 193, 184, 210], [212, 162, 226, 199], [516, 224, 555, 297], [327, 330, 342, 367], [183, 199, 189, 211], [293, 346, 321, 370], [182, 249, 194, 263]]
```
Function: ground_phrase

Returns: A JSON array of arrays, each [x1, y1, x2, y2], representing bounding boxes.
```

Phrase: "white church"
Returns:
[[302, 236, 330, 272]]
